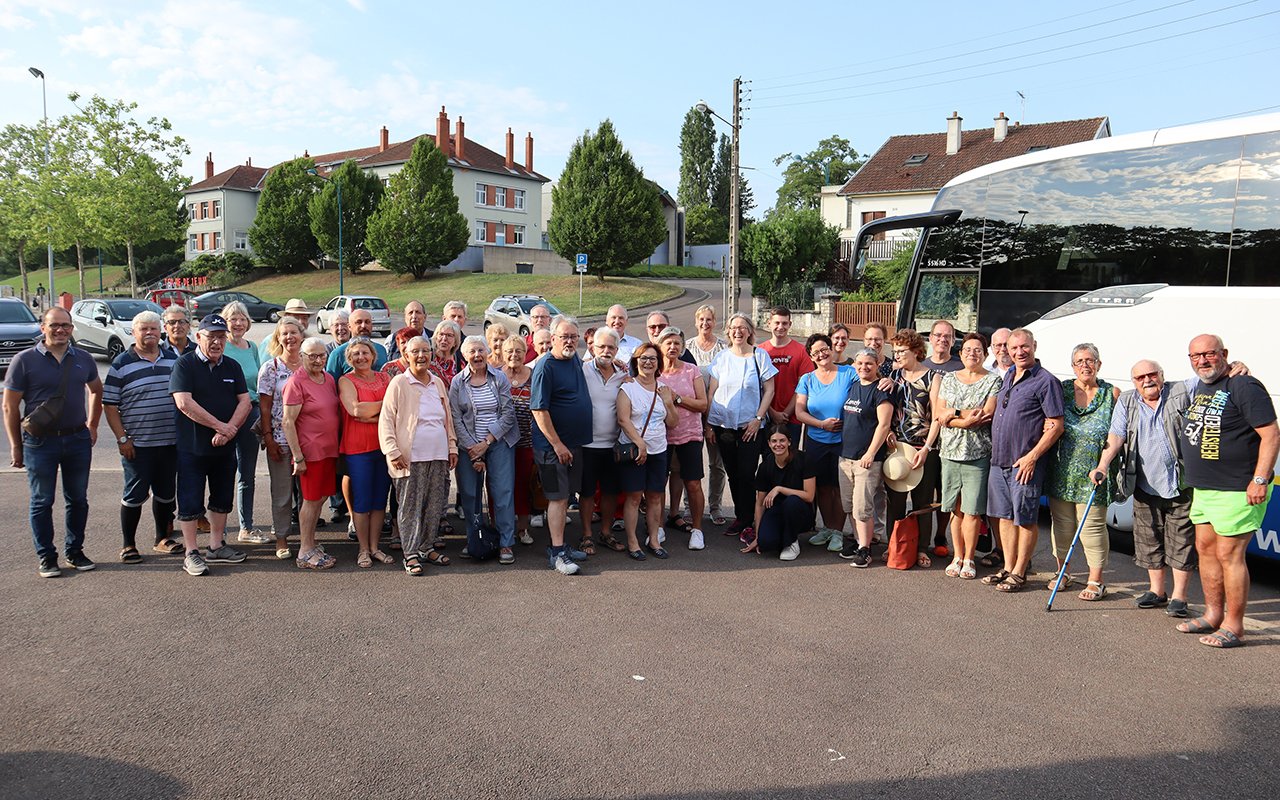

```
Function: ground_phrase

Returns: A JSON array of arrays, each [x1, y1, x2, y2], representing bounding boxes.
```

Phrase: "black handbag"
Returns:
[[21, 354, 74, 437], [467, 463, 502, 561], [614, 383, 659, 464]]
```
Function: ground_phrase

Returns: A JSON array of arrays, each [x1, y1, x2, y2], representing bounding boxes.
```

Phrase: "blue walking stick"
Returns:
[[1046, 482, 1099, 612]]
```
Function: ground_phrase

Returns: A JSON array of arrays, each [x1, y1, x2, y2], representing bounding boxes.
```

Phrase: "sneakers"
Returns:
[[849, 546, 872, 568], [548, 545, 587, 566], [65, 551, 96, 572], [839, 537, 860, 560], [519, 530, 534, 546], [348, 521, 357, 541], [827, 531, 846, 552], [724, 518, 743, 536], [330, 511, 348, 525], [553, 552, 580, 575], [238, 529, 272, 544], [780, 541, 800, 561], [611, 518, 625, 531], [568, 499, 579, 512], [738, 526, 756, 545], [688, 529, 705, 550], [1167, 598, 1190, 618], [196, 516, 211, 532], [184, 550, 209, 576], [204, 543, 247, 563], [37, 556, 61, 578], [644, 528, 667, 548], [808, 529, 831, 546], [531, 513, 545, 528], [499, 547, 515, 565]]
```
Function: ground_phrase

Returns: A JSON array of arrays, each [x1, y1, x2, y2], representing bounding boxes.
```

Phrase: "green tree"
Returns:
[[46, 113, 104, 299], [0, 123, 47, 301], [548, 119, 667, 282], [70, 94, 189, 297], [250, 157, 321, 272], [740, 207, 840, 298], [366, 137, 469, 279], [843, 236, 915, 302], [678, 107, 717, 209], [772, 135, 865, 212], [685, 203, 727, 246], [309, 158, 384, 274]]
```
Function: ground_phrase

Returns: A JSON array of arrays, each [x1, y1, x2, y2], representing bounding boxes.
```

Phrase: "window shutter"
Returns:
[[487, 186, 496, 206]]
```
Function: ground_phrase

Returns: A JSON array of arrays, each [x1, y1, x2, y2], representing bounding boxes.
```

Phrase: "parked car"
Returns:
[[145, 288, 197, 310], [70, 298, 165, 361], [316, 295, 392, 337], [0, 297, 44, 377], [483, 294, 562, 337], [188, 290, 284, 322]]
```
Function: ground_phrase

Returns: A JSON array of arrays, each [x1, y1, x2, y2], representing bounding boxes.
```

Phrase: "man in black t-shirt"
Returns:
[[1176, 334, 1279, 648]]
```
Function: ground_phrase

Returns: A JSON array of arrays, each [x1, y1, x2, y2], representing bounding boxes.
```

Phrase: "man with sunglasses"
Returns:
[[3, 307, 103, 577], [1174, 335, 1278, 648]]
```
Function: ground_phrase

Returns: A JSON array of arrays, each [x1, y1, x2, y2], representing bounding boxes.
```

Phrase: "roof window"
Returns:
[[904, 154, 928, 166]]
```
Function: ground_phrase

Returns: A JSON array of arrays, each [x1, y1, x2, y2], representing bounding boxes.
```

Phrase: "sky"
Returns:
[[2, 0, 1277, 215]]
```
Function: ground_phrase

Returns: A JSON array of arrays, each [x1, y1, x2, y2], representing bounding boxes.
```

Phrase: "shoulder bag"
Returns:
[[614, 383, 660, 464], [21, 353, 75, 437]]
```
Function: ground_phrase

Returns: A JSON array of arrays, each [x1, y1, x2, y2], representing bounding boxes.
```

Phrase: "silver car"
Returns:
[[316, 295, 392, 337], [70, 298, 164, 361], [483, 294, 561, 337]]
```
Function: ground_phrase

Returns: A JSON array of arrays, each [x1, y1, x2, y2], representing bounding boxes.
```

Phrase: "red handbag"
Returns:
[[886, 516, 920, 570]]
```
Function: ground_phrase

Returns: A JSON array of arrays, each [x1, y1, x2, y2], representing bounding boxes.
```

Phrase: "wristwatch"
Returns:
[[754, 414, 766, 423], [1253, 476, 1269, 486], [117, 435, 129, 444]]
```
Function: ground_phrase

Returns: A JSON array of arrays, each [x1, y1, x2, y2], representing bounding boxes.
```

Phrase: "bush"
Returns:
[[611, 264, 721, 279]]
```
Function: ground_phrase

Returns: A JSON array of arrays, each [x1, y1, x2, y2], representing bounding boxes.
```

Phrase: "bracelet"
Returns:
[[293, 456, 305, 464]]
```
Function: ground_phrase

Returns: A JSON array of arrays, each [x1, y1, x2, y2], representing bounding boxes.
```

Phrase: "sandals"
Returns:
[[120, 547, 143, 564], [978, 551, 1003, 568], [996, 573, 1027, 593], [423, 550, 451, 567], [916, 552, 931, 568], [357, 550, 373, 568], [1200, 629, 1244, 649], [944, 558, 962, 577], [599, 532, 627, 552], [1078, 581, 1107, 601], [711, 513, 728, 526], [579, 537, 596, 556], [959, 560, 977, 580], [371, 550, 394, 564], [431, 538, 446, 551], [1177, 617, 1218, 635], [153, 538, 183, 554], [296, 548, 336, 570], [1048, 571, 1074, 591], [981, 569, 1011, 586], [665, 515, 693, 534], [439, 519, 455, 536], [403, 556, 424, 576]]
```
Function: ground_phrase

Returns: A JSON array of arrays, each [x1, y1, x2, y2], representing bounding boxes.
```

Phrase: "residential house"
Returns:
[[181, 155, 268, 258], [823, 112, 1110, 261]]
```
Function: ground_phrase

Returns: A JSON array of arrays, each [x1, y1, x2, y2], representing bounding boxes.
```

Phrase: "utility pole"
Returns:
[[728, 77, 741, 318]]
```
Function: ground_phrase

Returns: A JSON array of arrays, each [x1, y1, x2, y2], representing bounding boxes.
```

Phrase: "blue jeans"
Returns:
[[23, 428, 93, 559], [234, 406, 260, 530], [121, 444, 178, 507], [456, 441, 516, 548]]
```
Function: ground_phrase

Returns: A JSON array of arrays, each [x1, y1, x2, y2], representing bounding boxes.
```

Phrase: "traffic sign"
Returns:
[[577, 253, 588, 266]]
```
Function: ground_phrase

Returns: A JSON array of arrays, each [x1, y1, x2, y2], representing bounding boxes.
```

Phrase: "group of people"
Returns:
[[5, 297, 1275, 647]]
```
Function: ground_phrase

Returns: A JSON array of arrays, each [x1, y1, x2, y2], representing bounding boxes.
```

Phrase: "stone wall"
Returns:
[[481, 245, 574, 274]]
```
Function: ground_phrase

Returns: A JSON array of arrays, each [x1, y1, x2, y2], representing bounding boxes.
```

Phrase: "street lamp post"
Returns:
[[792, 154, 832, 186], [29, 67, 54, 304], [697, 77, 742, 317], [307, 170, 343, 295]]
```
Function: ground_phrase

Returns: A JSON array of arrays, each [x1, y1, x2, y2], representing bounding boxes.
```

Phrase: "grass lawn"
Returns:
[[2, 263, 131, 297], [233, 270, 684, 317]]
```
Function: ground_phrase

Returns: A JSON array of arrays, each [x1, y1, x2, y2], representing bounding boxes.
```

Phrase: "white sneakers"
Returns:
[[688, 529, 705, 550], [531, 513, 545, 528], [780, 541, 801, 561]]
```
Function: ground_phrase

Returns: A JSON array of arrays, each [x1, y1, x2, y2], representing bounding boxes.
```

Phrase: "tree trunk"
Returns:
[[128, 239, 136, 298], [76, 240, 86, 301], [18, 243, 29, 304]]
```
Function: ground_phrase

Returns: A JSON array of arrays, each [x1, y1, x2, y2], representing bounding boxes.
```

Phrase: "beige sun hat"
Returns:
[[883, 441, 925, 493], [285, 298, 310, 314]]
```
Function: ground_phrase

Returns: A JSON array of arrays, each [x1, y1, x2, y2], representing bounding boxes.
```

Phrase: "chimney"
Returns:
[[505, 128, 515, 169], [946, 112, 962, 155], [380, 126, 389, 153], [993, 112, 1009, 143], [205, 153, 214, 179], [436, 107, 451, 158], [525, 132, 534, 173], [247, 157, 252, 167], [455, 117, 465, 160]]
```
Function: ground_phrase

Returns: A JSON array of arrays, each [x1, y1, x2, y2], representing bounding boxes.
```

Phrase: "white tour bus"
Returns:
[[851, 112, 1280, 560]]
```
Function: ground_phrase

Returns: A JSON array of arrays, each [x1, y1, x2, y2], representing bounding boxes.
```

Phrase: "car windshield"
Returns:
[[0, 303, 37, 324], [516, 299, 560, 315], [107, 300, 161, 320], [355, 298, 387, 310]]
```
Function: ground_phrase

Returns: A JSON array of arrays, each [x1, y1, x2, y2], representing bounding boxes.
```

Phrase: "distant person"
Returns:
[[523, 305, 553, 364], [385, 301, 426, 361], [325, 311, 350, 354], [606, 304, 644, 363]]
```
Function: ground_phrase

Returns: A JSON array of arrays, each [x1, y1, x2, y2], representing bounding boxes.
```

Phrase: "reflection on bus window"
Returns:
[[1229, 131, 1280, 286], [912, 273, 977, 336]]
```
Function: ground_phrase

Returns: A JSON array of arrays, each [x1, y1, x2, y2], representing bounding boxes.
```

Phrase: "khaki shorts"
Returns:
[[838, 457, 882, 522]]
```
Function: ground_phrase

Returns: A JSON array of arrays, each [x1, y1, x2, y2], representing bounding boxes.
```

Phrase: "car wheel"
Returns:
[[317, 316, 326, 334], [106, 338, 124, 361], [268, 310, 281, 323], [519, 325, 530, 337]]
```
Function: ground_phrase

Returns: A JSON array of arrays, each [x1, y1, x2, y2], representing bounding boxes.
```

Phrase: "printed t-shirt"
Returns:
[[760, 338, 814, 423], [1180, 374, 1277, 492], [840, 380, 893, 461]]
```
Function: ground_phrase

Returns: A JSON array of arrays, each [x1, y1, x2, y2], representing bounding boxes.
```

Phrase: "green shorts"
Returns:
[[1189, 486, 1272, 536]]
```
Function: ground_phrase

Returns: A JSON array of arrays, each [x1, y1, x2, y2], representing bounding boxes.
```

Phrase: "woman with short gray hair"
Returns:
[[430, 319, 463, 386]]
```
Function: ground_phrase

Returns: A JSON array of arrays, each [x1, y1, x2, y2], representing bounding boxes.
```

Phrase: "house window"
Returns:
[[846, 199, 853, 229], [211, 200, 221, 219], [513, 189, 525, 211], [495, 187, 506, 208], [475, 221, 486, 242], [211, 231, 221, 250], [495, 225, 506, 246], [200, 201, 209, 219], [476, 183, 487, 205], [198, 233, 206, 251], [234, 231, 248, 250], [862, 211, 886, 241], [904, 154, 928, 166], [512, 225, 525, 246], [189, 233, 198, 251], [188, 203, 197, 220]]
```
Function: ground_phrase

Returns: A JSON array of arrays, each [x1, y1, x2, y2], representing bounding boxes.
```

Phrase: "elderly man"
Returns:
[[984, 327, 1064, 593], [926, 319, 963, 372], [985, 327, 1013, 372], [385, 302, 426, 360], [3, 307, 103, 577], [521, 304, 554, 364], [443, 300, 467, 331], [645, 310, 696, 364], [761, 306, 814, 442], [606, 304, 645, 363], [103, 311, 182, 562], [531, 316, 593, 575], [325, 311, 351, 354], [169, 315, 252, 576], [326, 309, 388, 380], [579, 327, 628, 553], [1174, 334, 1278, 648], [161, 306, 196, 357]]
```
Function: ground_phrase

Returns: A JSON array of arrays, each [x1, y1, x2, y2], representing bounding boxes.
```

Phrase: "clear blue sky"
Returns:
[[2, 0, 1277, 214]]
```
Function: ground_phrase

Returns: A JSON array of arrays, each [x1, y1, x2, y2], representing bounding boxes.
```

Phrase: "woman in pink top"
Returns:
[[656, 327, 710, 549], [282, 338, 343, 569], [339, 338, 393, 568]]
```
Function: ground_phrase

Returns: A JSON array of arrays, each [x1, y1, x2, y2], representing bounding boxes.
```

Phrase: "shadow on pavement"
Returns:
[[0, 751, 185, 800]]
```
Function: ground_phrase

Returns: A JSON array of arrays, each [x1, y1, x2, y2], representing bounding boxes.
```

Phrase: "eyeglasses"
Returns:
[[960, 348, 985, 357], [646, 323, 667, 330], [165, 319, 190, 326], [305, 353, 327, 361], [637, 356, 659, 363], [45, 322, 73, 330], [930, 333, 954, 340], [1072, 358, 1099, 367], [555, 334, 579, 341], [1132, 371, 1159, 382], [809, 347, 831, 358], [1188, 350, 1222, 362], [892, 349, 911, 356]]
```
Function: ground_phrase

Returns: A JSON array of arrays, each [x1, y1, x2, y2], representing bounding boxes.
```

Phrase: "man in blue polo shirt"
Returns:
[[985, 328, 1064, 593], [3, 307, 103, 578], [326, 309, 387, 381], [169, 314, 251, 576]]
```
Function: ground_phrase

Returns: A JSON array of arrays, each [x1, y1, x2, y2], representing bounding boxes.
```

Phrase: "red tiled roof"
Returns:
[[182, 164, 269, 194], [837, 116, 1109, 196], [363, 134, 550, 182]]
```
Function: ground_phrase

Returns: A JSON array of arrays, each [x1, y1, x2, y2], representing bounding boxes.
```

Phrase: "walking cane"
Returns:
[[1046, 481, 1099, 612]]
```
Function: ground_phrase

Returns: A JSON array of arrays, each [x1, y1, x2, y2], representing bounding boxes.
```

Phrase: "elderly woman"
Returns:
[[741, 425, 817, 560], [1046, 343, 1120, 601], [935, 333, 1002, 580], [218, 300, 266, 546], [449, 336, 520, 564], [795, 332, 858, 551], [430, 319, 463, 387], [656, 326, 710, 548], [282, 337, 342, 569], [380, 336, 458, 574], [338, 337, 394, 567], [707, 313, 777, 541], [258, 317, 307, 559], [500, 336, 539, 546], [687, 304, 729, 526], [886, 328, 942, 568], [617, 342, 680, 559], [485, 322, 511, 370]]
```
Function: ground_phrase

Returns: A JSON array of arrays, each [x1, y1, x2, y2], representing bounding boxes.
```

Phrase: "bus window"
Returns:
[[1228, 131, 1280, 286], [911, 272, 977, 337]]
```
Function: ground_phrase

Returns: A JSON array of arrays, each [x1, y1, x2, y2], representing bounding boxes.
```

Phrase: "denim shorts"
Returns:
[[121, 444, 178, 506], [986, 463, 1045, 527], [176, 449, 237, 521], [618, 449, 670, 494]]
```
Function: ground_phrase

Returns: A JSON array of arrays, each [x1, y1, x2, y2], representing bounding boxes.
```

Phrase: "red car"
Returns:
[[145, 288, 197, 310]]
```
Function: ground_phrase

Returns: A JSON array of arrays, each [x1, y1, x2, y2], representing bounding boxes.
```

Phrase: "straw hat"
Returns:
[[285, 298, 310, 314], [883, 441, 924, 492]]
